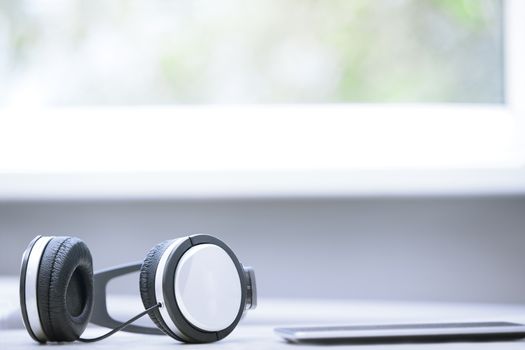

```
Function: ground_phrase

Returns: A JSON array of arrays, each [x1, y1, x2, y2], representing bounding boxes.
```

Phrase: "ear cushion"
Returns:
[[139, 240, 184, 341], [37, 237, 94, 342]]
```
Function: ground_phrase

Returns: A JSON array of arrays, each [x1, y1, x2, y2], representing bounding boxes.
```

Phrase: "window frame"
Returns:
[[505, 0, 525, 114], [0, 0, 523, 199]]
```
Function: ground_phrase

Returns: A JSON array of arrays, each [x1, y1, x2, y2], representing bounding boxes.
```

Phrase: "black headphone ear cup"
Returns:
[[139, 240, 184, 341], [37, 237, 94, 342]]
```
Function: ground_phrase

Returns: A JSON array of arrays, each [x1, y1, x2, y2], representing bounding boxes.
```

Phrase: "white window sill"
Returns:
[[0, 169, 525, 200], [0, 104, 523, 199]]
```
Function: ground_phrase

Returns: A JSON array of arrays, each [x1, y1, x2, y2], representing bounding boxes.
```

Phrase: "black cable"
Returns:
[[78, 303, 162, 343]]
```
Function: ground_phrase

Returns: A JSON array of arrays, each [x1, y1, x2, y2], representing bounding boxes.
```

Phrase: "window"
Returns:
[[0, 0, 523, 198], [1, 0, 504, 105]]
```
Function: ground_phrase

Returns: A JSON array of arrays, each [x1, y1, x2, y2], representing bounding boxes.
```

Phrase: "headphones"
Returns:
[[19, 234, 257, 343]]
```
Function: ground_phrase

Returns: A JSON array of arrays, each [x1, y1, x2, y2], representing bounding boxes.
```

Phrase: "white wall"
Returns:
[[1, 195, 524, 303]]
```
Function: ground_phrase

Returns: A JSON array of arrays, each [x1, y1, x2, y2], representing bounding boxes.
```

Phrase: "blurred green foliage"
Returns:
[[0, 0, 503, 105], [433, 0, 494, 27]]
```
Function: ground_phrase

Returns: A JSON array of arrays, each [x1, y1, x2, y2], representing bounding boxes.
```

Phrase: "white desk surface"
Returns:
[[2, 277, 525, 349]]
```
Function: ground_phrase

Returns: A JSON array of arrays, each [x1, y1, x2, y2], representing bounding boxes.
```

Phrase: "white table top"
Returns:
[[2, 277, 525, 349]]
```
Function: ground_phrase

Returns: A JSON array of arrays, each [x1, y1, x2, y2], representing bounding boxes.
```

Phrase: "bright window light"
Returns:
[[0, 0, 524, 198], [0, 0, 504, 105]]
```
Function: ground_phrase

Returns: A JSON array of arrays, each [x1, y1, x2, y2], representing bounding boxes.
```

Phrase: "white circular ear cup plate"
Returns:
[[174, 244, 242, 332], [23, 235, 53, 342], [154, 238, 188, 341]]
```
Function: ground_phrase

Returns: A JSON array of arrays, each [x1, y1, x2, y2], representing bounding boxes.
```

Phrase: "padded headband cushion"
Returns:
[[37, 237, 94, 341], [139, 239, 185, 342]]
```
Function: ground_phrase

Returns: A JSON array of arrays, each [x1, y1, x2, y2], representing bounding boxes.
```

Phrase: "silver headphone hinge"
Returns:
[[243, 266, 257, 310]]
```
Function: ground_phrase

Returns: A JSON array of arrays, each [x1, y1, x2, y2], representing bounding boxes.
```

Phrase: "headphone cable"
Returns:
[[78, 303, 162, 343]]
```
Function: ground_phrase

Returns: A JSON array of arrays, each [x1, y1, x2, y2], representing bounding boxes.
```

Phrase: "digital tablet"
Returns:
[[275, 322, 525, 344]]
